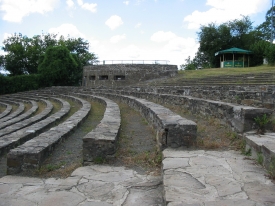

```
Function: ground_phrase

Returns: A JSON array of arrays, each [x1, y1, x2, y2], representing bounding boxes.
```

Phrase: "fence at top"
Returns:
[[91, 60, 170, 65]]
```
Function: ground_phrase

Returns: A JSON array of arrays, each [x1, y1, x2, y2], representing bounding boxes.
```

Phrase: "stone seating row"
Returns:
[[86, 88, 272, 133], [0, 97, 70, 156], [7, 95, 90, 174], [78, 90, 197, 149], [36, 87, 199, 148], [0, 99, 52, 137], [0, 100, 38, 130], [73, 93, 121, 164], [0, 102, 12, 119], [0, 100, 25, 122]]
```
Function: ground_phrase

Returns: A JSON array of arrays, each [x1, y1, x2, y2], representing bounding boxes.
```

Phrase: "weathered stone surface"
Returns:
[[162, 149, 275, 206], [6, 95, 90, 174], [74, 93, 121, 163], [87, 92, 197, 149], [83, 64, 178, 87], [0, 165, 162, 206], [0, 99, 52, 137], [0, 102, 12, 119]]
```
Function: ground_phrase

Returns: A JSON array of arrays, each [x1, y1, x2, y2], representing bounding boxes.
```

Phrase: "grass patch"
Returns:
[[11, 104, 18, 113], [81, 101, 105, 133], [177, 65, 275, 79], [49, 100, 62, 114], [24, 102, 32, 112], [0, 105, 6, 113], [113, 102, 161, 173], [32, 101, 46, 116]]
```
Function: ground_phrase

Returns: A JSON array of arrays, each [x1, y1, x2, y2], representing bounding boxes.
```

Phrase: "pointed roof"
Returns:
[[215, 47, 252, 56]]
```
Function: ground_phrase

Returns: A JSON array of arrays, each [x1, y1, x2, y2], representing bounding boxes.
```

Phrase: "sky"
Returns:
[[0, 0, 272, 67]]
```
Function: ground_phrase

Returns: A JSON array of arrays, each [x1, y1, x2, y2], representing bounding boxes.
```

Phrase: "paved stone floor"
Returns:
[[0, 165, 163, 206], [1, 149, 275, 206], [163, 149, 275, 206]]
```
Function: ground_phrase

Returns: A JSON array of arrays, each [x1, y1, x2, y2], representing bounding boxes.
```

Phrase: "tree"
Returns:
[[194, 16, 262, 67], [1, 33, 97, 76], [38, 46, 79, 86], [180, 56, 196, 70], [256, 6, 275, 42]]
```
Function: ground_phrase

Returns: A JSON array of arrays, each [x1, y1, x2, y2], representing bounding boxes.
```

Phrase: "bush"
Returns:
[[0, 74, 40, 95]]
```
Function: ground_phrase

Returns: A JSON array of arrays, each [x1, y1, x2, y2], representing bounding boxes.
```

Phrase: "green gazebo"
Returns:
[[215, 47, 253, 68]]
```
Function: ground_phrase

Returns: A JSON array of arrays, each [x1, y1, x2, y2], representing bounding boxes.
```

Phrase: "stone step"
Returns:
[[0, 102, 12, 119], [6, 95, 91, 174], [0, 97, 70, 156], [0, 99, 52, 137], [0, 100, 25, 122], [162, 148, 275, 205]]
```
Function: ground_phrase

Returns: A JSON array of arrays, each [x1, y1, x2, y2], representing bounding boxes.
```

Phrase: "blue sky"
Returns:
[[0, 0, 272, 66]]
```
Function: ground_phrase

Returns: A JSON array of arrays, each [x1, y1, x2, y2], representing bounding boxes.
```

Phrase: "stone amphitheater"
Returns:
[[1, 65, 275, 206]]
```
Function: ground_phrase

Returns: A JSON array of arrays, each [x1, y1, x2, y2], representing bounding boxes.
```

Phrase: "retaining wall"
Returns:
[[83, 88, 273, 133]]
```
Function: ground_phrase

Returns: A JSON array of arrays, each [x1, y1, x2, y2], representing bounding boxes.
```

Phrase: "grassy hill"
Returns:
[[147, 65, 275, 86]]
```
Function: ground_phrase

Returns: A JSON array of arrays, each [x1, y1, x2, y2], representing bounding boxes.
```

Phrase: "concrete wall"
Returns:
[[82, 64, 178, 87]]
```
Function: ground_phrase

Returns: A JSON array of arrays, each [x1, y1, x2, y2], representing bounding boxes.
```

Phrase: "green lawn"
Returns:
[[178, 65, 275, 79]]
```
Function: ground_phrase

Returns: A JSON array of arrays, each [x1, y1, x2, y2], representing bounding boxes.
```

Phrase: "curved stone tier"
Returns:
[[0, 100, 25, 122], [7, 95, 90, 174], [0, 102, 12, 119], [74, 93, 121, 163], [0, 97, 70, 156]]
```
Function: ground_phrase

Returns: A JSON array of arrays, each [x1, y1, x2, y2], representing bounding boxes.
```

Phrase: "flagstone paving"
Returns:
[[1, 149, 275, 206]]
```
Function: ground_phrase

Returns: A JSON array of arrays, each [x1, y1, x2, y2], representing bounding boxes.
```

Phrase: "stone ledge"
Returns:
[[6, 95, 90, 174], [0, 100, 25, 123], [245, 131, 275, 170], [0, 97, 70, 156], [89, 88, 272, 133], [0, 99, 52, 137], [0, 102, 12, 119], [73, 93, 121, 163], [86, 92, 197, 149]]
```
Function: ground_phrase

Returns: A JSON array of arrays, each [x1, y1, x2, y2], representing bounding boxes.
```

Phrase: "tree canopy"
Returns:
[[38, 46, 79, 86], [0, 33, 97, 76], [182, 6, 275, 70]]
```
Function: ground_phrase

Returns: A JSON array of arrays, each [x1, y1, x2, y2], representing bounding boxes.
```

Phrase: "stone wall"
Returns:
[[82, 64, 178, 87], [81, 91, 197, 149], [83, 88, 273, 133], [127, 85, 275, 109]]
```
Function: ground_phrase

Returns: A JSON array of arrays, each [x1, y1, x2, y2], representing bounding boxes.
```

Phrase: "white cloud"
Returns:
[[0, 0, 59, 22], [184, 0, 270, 29], [135, 23, 142, 28], [110, 34, 126, 44], [48, 23, 85, 38], [123, 1, 129, 5], [151, 31, 177, 43], [105, 15, 123, 30], [66, 0, 74, 8], [77, 0, 97, 12]]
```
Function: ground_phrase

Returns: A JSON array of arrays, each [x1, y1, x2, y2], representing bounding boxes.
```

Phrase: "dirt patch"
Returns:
[[163, 105, 242, 150], [106, 102, 161, 175], [31, 101, 105, 178]]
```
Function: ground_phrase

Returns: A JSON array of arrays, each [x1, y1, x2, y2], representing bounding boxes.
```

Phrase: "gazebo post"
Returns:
[[243, 54, 244, 68], [220, 56, 221, 68], [233, 53, 235, 68]]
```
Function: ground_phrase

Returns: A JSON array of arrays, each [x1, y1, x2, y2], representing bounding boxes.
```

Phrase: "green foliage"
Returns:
[[38, 46, 79, 87], [268, 157, 275, 179], [0, 74, 40, 94], [254, 114, 270, 134], [180, 56, 196, 70], [94, 156, 105, 164], [265, 44, 275, 65], [1, 33, 97, 77], [257, 152, 264, 165]]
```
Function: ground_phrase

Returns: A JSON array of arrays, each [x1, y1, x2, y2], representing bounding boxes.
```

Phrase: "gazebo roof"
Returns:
[[215, 47, 252, 56]]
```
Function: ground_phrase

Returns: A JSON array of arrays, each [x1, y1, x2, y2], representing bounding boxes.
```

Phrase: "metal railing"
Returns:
[[92, 60, 170, 65]]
